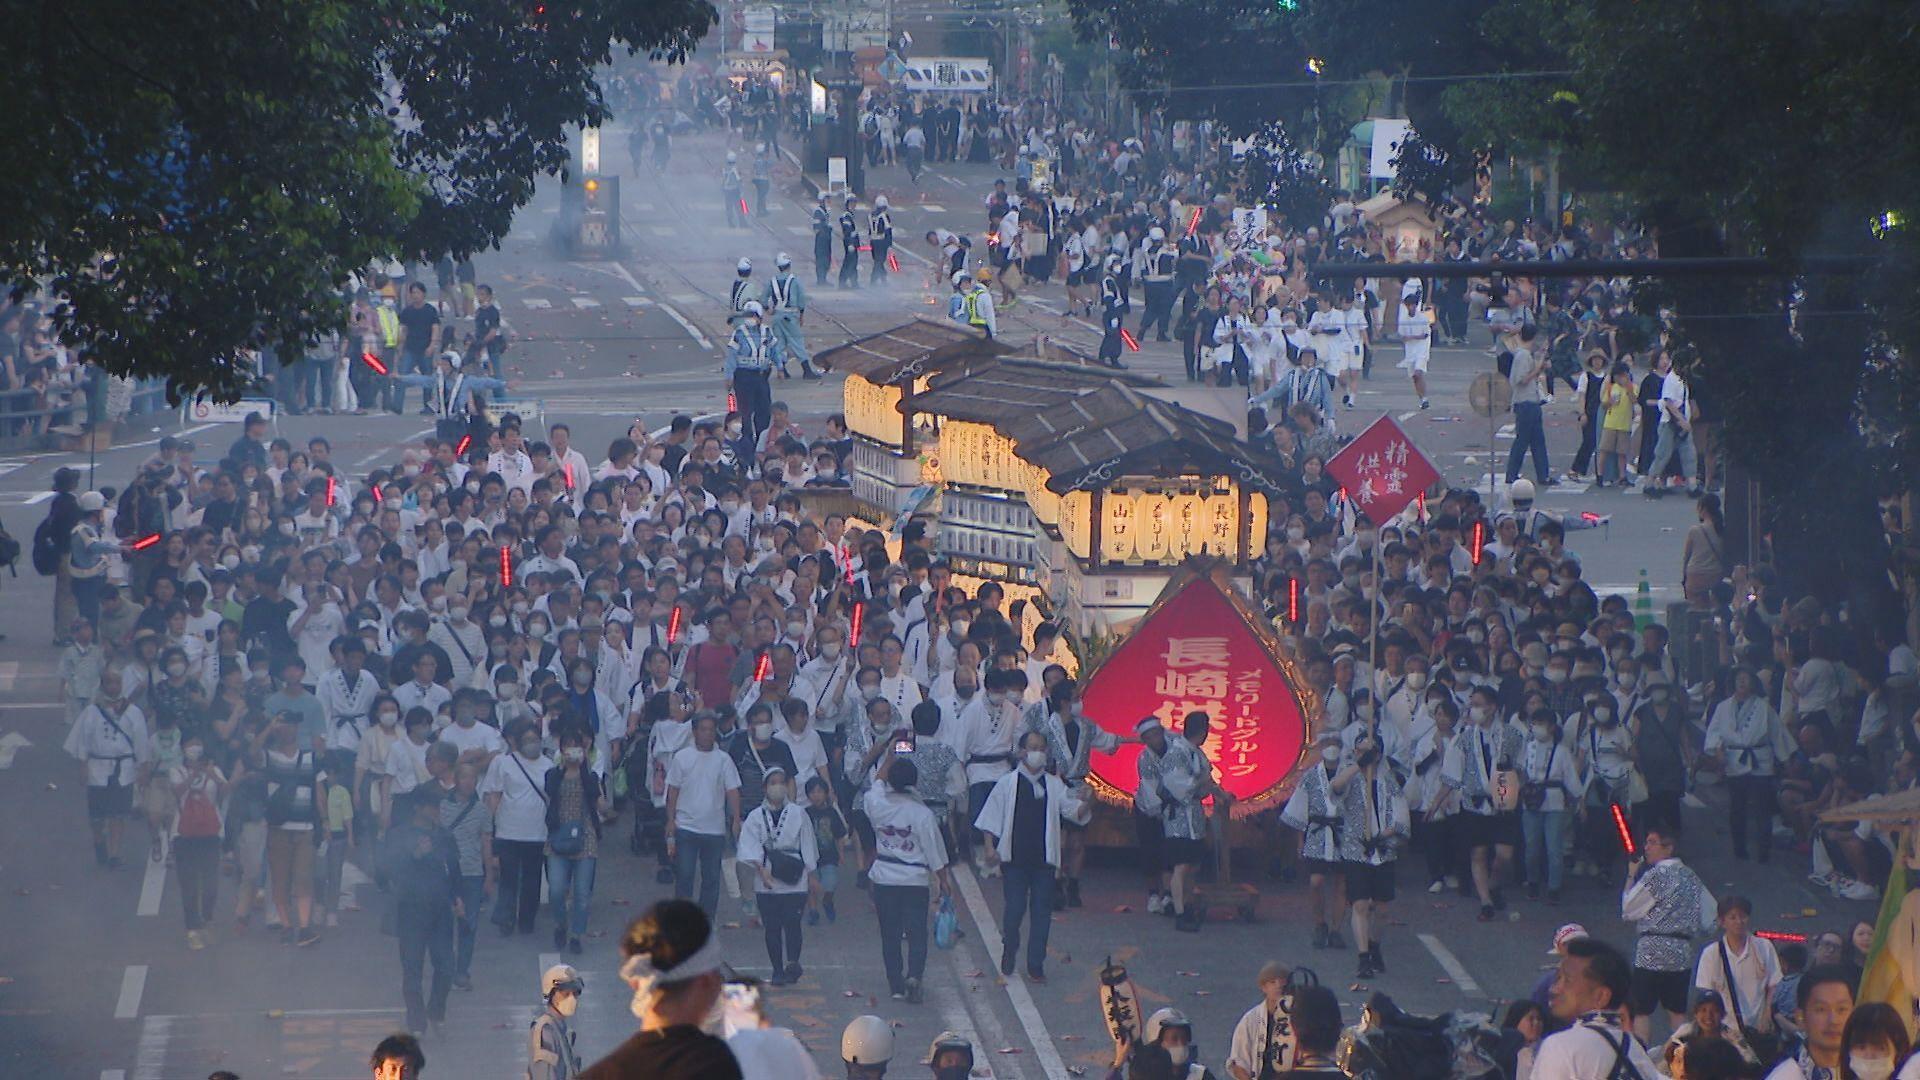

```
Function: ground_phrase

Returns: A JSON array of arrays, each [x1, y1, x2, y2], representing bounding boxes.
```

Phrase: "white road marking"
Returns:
[[622, 296, 653, 307], [25, 490, 55, 504], [1417, 933, 1483, 996], [521, 298, 552, 310], [950, 864, 1070, 1078], [569, 297, 601, 308], [0, 730, 31, 769], [659, 305, 713, 350], [0, 462, 24, 479], [787, 226, 813, 235], [353, 429, 435, 467], [919, 204, 947, 212], [0, 701, 62, 710], [1399, 409, 1422, 421], [115, 965, 149, 1019], [0, 660, 16, 693], [133, 1014, 172, 1080], [631, 202, 656, 212], [137, 856, 166, 917]]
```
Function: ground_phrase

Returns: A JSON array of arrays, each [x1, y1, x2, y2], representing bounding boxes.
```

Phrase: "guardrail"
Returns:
[[0, 382, 170, 452]]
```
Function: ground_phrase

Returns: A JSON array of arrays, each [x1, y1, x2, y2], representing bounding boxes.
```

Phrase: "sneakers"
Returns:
[[801, 369, 823, 381], [554, 926, 568, 948], [1356, 952, 1377, 979], [1324, 929, 1345, 949], [1525, 882, 1541, 901], [905, 977, 924, 1004], [1808, 871, 1836, 890], [1419, 398, 1430, 410], [1065, 878, 1083, 908], [807, 908, 821, 927], [296, 926, 321, 947], [1427, 880, 1446, 894], [1000, 948, 1017, 977], [452, 974, 473, 991], [784, 964, 803, 984], [187, 930, 205, 951], [1478, 904, 1496, 922], [823, 895, 837, 923], [1147, 893, 1168, 916], [1835, 877, 1880, 901], [1174, 911, 1202, 933], [568, 937, 584, 955]]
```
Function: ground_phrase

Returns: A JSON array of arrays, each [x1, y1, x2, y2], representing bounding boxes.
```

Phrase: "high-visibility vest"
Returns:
[[964, 292, 986, 328], [376, 306, 401, 348]]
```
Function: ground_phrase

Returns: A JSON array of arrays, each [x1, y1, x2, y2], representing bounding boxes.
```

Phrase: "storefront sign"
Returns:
[[1081, 572, 1312, 816]]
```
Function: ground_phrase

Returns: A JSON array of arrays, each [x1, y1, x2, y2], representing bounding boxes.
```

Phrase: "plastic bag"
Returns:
[[933, 895, 957, 950]]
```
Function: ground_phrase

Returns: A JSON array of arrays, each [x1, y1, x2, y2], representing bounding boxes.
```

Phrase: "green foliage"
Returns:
[[0, 0, 714, 401]]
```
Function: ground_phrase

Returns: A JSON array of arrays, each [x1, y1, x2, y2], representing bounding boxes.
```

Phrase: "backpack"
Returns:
[[31, 513, 61, 575], [0, 521, 19, 572], [178, 777, 223, 838]]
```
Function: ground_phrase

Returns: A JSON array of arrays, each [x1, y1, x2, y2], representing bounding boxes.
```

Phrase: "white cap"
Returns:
[[875, 195, 889, 209], [951, 270, 968, 286], [841, 1015, 894, 1065], [1550, 923, 1589, 954], [1145, 1007, 1192, 1044], [542, 963, 584, 996], [441, 349, 463, 368], [1149, 226, 1166, 241], [726, 151, 738, 163], [1510, 478, 1536, 502], [78, 492, 105, 512], [742, 301, 765, 317], [737, 257, 752, 273], [775, 252, 792, 269]]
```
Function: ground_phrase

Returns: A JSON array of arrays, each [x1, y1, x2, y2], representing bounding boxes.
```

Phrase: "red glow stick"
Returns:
[[1287, 577, 1301, 624], [499, 545, 512, 587], [850, 601, 864, 645], [1119, 328, 1141, 352], [455, 434, 472, 456], [667, 606, 683, 645], [1185, 207, 1202, 237], [1417, 491, 1427, 522], [371, 485, 383, 504], [563, 463, 575, 490], [1470, 520, 1485, 566], [361, 351, 388, 376], [1756, 931, 1808, 944], [1581, 511, 1602, 523], [887, 252, 901, 273], [727, 391, 738, 413], [130, 533, 162, 551], [1610, 802, 1636, 857], [326, 475, 337, 507], [754, 651, 772, 682], [740, 197, 750, 217]]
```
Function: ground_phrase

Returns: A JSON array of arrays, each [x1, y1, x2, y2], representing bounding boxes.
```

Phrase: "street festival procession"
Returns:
[[4, 4, 1920, 1080]]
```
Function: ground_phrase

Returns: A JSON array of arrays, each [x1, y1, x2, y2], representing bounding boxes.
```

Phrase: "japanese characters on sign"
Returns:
[[1323, 414, 1440, 524], [1081, 573, 1310, 813]]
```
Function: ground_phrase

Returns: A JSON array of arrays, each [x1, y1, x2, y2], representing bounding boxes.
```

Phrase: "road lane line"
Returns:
[[521, 298, 552, 310], [949, 864, 1069, 1078], [115, 965, 148, 1019], [1417, 932, 1483, 995], [137, 857, 166, 917], [659, 305, 714, 351], [133, 1014, 172, 1080], [25, 490, 55, 504], [1399, 409, 1421, 421], [570, 297, 601, 308]]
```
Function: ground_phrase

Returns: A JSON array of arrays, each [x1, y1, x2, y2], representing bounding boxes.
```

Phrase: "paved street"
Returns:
[[0, 124, 1837, 1080]]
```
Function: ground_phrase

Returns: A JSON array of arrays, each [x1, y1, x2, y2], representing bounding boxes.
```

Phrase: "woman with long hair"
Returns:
[[1681, 492, 1727, 608]]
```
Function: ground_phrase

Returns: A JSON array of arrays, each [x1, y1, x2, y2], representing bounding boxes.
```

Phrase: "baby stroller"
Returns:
[[1337, 992, 1504, 1080]]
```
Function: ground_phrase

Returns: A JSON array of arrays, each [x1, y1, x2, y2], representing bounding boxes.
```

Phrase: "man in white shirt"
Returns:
[[521, 525, 583, 584], [482, 720, 551, 935], [547, 423, 592, 508], [1396, 293, 1434, 410], [393, 652, 452, 721], [64, 668, 149, 868], [1644, 351, 1699, 497], [862, 755, 951, 1004], [958, 668, 1024, 876], [1226, 961, 1298, 1080], [1532, 937, 1660, 1079], [487, 424, 536, 494], [437, 691, 505, 767], [1694, 894, 1782, 1057], [973, 730, 1082, 984], [664, 712, 742, 919]]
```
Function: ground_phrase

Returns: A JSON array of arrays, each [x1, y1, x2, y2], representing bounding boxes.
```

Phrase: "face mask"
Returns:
[[166, 663, 188, 677], [1469, 706, 1491, 723], [820, 643, 843, 660], [1166, 1045, 1190, 1067], [765, 783, 788, 805], [553, 993, 578, 1018], [785, 621, 805, 637], [448, 607, 468, 622], [489, 614, 508, 628], [184, 745, 204, 762], [563, 747, 586, 764], [986, 691, 1007, 706], [513, 601, 531, 616], [1405, 672, 1428, 691], [1466, 628, 1486, 644], [1532, 725, 1553, 743], [221, 553, 242, 570], [1320, 746, 1340, 764], [529, 623, 550, 638], [1287, 527, 1306, 542], [951, 619, 971, 637], [752, 722, 774, 742], [1594, 709, 1615, 726], [1545, 668, 1568, 684], [1023, 750, 1048, 771], [861, 687, 881, 702], [1851, 1056, 1894, 1080]]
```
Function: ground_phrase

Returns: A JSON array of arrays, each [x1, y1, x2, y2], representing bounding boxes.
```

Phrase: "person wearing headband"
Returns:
[[580, 899, 742, 1079]]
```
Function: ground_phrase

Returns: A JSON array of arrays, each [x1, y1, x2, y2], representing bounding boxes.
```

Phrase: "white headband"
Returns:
[[620, 933, 726, 1015]]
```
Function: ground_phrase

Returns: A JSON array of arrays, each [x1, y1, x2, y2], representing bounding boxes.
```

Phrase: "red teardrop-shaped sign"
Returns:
[[1081, 571, 1313, 816]]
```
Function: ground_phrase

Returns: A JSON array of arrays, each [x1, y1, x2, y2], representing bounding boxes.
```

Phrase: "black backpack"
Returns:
[[30, 513, 61, 575]]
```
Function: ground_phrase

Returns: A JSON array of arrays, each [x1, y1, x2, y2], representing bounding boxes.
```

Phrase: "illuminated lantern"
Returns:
[[1168, 494, 1204, 557], [1099, 494, 1135, 563], [1133, 494, 1169, 562], [1080, 567, 1315, 817]]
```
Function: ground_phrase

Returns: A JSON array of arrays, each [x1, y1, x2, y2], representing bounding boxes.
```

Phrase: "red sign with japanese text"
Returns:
[[1081, 573, 1310, 816], [1324, 414, 1440, 524]]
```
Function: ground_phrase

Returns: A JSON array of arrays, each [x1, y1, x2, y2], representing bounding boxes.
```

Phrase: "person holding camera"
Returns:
[[1519, 710, 1584, 904], [1333, 729, 1408, 979], [736, 763, 819, 986]]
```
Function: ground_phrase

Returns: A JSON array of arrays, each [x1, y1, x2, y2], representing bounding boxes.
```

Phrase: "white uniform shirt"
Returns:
[[737, 800, 818, 896], [1226, 1000, 1297, 1078], [1693, 935, 1782, 1033], [1530, 1015, 1659, 1080], [667, 745, 741, 836], [482, 749, 552, 843], [861, 785, 949, 888], [64, 701, 150, 786]]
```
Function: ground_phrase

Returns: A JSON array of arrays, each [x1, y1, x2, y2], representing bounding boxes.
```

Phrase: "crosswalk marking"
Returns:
[[622, 296, 652, 307], [569, 297, 601, 309], [919, 204, 946, 212], [521, 298, 552, 310]]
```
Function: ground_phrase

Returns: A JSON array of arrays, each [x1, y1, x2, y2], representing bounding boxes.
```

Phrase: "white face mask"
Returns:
[[554, 993, 578, 1018], [1166, 1045, 1190, 1067], [986, 691, 1007, 706], [1320, 746, 1340, 764], [764, 783, 788, 806], [785, 621, 805, 637], [221, 553, 242, 570], [1851, 1056, 1894, 1080], [1469, 706, 1491, 723], [751, 722, 774, 742], [563, 747, 586, 764], [1405, 672, 1429, 691], [377, 712, 399, 728], [820, 643, 843, 660], [1023, 750, 1048, 771]]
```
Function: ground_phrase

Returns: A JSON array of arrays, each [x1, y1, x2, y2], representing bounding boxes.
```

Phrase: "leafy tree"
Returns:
[[0, 0, 714, 400]]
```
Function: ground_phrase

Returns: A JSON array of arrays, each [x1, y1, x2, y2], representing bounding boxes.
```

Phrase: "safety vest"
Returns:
[[376, 306, 401, 348], [964, 292, 987, 328]]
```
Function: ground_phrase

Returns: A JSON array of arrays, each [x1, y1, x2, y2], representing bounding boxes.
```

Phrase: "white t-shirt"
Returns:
[[481, 750, 552, 843], [774, 725, 830, 785], [1693, 935, 1782, 1032], [1659, 371, 1690, 429], [384, 737, 432, 796], [439, 719, 506, 760], [667, 746, 741, 836]]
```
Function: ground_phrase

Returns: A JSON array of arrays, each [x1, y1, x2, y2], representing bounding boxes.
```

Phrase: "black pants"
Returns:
[[1099, 309, 1124, 365], [873, 883, 930, 994], [839, 246, 860, 287], [734, 368, 773, 447], [176, 835, 221, 931], [492, 839, 544, 933], [1140, 282, 1174, 339], [759, 890, 806, 971], [870, 238, 891, 283], [1415, 813, 1458, 884], [814, 240, 832, 285], [1728, 774, 1776, 858], [397, 902, 454, 1030], [1572, 412, 1599, 476]]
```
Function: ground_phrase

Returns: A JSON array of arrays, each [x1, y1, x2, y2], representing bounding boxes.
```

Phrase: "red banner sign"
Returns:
[[1082, 573, 1311, 815], [1324, 414, 1440, 524]]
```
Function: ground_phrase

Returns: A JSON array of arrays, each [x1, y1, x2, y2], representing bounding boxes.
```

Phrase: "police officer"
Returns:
[[838, 195, 863, 289], [728, 258, 756, 326], [868, 196, 894, 285], [1139, 226, 1178, 341], [726, 301, 784, 448], [528, 964, 585, 1080], [721, 152, 745, 228], [961, 273, 996, 339], [763, 254, 821, 380], [925, 1031, 974, 1080], [1097, 255, 1128, 369], [842, 1014, 893, 1079], [812, 193, 834, 285]]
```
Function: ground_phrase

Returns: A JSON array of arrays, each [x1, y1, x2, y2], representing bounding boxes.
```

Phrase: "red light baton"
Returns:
[[130, 533, 162, 551], [499, 545, 512, 587], [727, 391, 738, 413], [1610, 802, 1636, 857], [326, 475, 337, 507], [1119, 328, 1142, 352], [1417, 491, 1427, 522], [1185, 207, 1203, 237], [740, 197, 751, 218], [361, 351, 388, 376], [1288, 577, 1301, 624], [887, 252, 901, 273], [849, 601, 864, 645], [563, 463, 575, 490], [667, 606, 683, 646], [371, 485, 383, 504], [455, 434, 472, 456], [1756, 930, 1808, 944], [1470, 520, 1485, 566], [754, 651, 772, 682]]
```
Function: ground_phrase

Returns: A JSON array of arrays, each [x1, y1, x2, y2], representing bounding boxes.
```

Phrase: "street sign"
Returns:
[[1468, 371, 1512, 417], [184, 397, 277, 426], [1325, 414, 1440, 523]]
